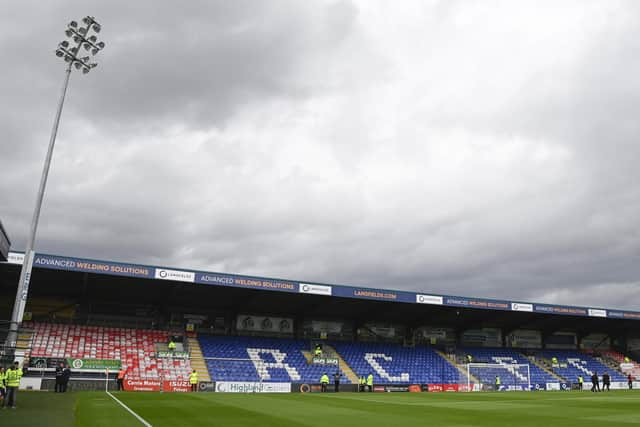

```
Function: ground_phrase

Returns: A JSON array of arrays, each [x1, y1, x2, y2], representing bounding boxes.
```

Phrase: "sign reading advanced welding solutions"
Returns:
[[195, 272, 297, 293], [16, 253, 153, 278]]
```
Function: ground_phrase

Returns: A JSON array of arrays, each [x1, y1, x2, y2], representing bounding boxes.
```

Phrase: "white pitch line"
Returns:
[[106, 391, 153, 427]]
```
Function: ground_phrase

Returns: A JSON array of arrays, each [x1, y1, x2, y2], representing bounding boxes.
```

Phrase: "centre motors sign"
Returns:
[[124, 379, 162, 392], [124, 379, 191, 392], [215, 382, 291, 393]]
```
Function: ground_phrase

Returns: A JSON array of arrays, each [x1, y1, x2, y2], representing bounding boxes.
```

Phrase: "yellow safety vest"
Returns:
[[578, 376, 583, 384], [189, 372, 198, 384], [168, 341, 176, 349], [320, 375, 329, 384], [359, 377, 365, 385], [495, 377, 501, 386], [367, 375, 373, 386], [5, 368, 20, 387], [0, 372, 5, 389]]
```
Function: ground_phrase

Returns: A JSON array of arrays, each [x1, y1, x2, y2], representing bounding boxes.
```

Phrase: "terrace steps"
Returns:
[[188, 337, 211, 382]]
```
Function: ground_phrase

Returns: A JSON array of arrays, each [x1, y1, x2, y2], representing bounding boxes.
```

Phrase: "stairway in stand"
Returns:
[[435, 349, 479, 385], [188, 336, 211, 382], [527, 356, 565, 382], [323, 344, 359, 384], [16, 330, 34, 356]]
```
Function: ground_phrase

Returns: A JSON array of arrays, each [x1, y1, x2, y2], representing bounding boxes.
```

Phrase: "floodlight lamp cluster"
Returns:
[[55, 16, 105, 74]]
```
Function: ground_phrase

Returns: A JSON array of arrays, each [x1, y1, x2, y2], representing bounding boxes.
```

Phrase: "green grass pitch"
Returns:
[[2, 390, 640, 426]]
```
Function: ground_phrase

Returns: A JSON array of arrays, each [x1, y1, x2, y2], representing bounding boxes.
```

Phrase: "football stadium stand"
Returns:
[[199, 335, 352, 383], [332, 341, 460, 385], [198, 337, 632, 386], [28, 322, 192, 381], [7, 319, 639, 391], [539, 350, 627, 382], [603, 350, 640, 376], [460, 348, 556, 386], [2, 250, 640, 394]]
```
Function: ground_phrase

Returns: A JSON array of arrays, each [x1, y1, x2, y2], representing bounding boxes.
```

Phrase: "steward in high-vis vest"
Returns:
[[578, 375, 584, 391], [551, 357, 558, 366], [358, 376, 366, 392], [189, 370, 198, 392], [3, 362, 21, 409], [495, 376, 501, 391], [168, 340, 177, 351], [366, 373, 374, 392], [0, 367, 6, 401], [320, 373, 330, 392], [314, 344, 323, 357]]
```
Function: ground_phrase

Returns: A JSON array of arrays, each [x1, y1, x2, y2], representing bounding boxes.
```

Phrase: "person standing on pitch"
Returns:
[[366, 373, 374, 392], [333, 371, 342, 392], [628, 374, 634, 390], [3, 362, 22, 409], [577, 375, 583, 391], [358, 376, 366, 392], [55, 362, 65, 393], [117, 367, 127, 391], [0, 367, 6, 403], [591, 372, 600, 392], [495, 376, 501, 391], [62, 363, 72, 392], [320, 373, 330, 392], [602, 372, 610, 392], [189, 369, 198, 392]]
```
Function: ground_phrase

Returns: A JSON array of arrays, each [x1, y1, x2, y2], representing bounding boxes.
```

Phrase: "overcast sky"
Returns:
[[1, 0, 639, 309]]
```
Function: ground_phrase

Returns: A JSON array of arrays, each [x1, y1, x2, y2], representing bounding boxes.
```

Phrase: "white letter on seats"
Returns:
[[246, 348, 301, 381], [364, 353, 409, 382]]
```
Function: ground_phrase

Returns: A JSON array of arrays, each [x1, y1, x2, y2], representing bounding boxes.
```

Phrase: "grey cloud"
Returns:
[[2, 1, 640, 312]]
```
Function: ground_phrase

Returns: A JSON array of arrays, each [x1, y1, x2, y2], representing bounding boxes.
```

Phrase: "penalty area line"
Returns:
[[106, 391, 153, 427]]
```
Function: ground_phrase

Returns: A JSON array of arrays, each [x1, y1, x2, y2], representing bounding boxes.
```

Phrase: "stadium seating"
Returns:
[[602, 350, 639, 372], [29, 323, 191, 381], [331, 342, 461, 384], [199, 335, 351, 383], [538, 350, 627, 382], [460, 348, 556, 387]]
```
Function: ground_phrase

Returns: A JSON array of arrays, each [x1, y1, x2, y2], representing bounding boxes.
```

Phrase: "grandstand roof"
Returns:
[[2, 251, 639, 330]]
